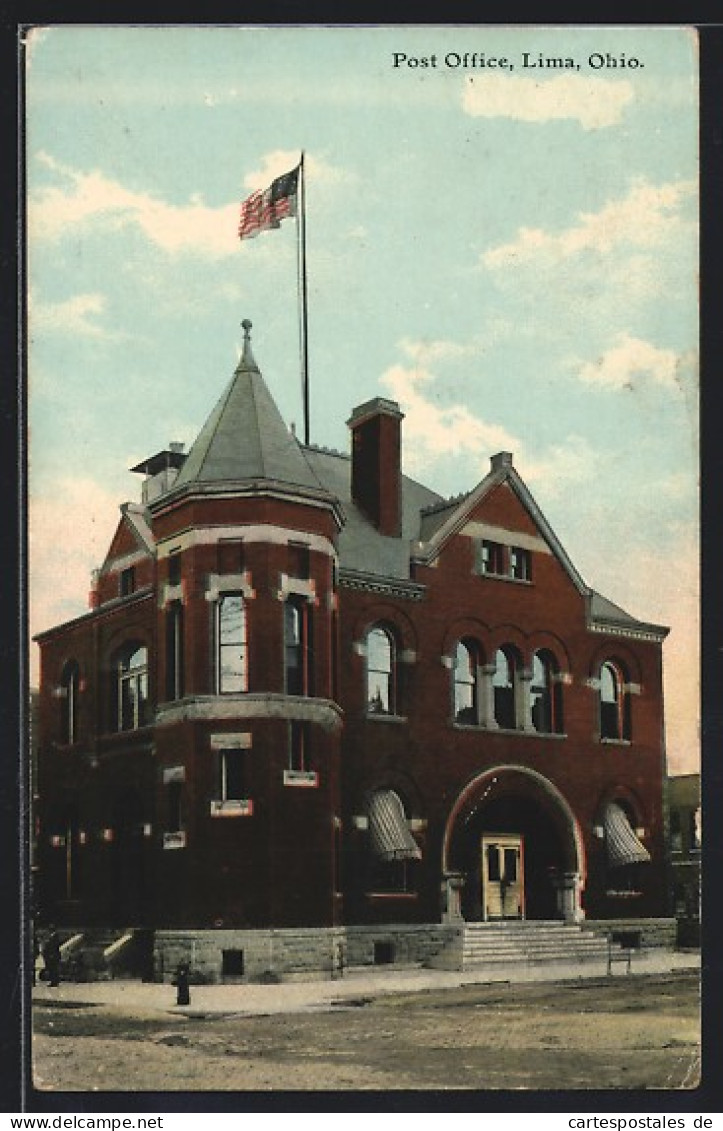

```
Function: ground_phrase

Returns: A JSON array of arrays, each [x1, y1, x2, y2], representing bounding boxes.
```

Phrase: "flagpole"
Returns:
[[299, 151, 310, 446]]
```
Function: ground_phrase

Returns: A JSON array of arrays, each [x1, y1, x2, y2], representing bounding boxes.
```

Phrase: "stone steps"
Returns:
[[428, 921, 613, 971], [57, 929, 147, 981]]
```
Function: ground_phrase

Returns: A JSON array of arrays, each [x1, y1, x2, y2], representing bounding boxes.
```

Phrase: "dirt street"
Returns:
[[32, 971, 700, 1093]]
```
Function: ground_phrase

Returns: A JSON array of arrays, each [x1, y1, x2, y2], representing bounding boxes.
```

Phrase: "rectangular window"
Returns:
[[288, 722, 310, 773], [216, 593, 247, 694], [480, 540, 505, 576], [285, 598, 313, 696], [120, 566, 136, 597], [288, 541, 310, 578], [166, 602, 184, 701], [368, 859, 412, 893], [509, 547, 532, 582], [168, 551, 182, 586], [374, 941, 395, 965], [167, 782, 183, 833], [220, 749, 247, 801], [222, 949, 244, 976]]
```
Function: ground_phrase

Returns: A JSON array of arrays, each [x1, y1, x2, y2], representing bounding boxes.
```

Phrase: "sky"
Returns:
[[25, 25, 699, 774]]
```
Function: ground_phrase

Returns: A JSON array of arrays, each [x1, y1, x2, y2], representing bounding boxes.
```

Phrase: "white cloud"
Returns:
[[29, 149, 350, 258], [462, 72, 634, 130], [577, 333, 686, 392], [482, 178, 696, 270], [242, 150, 348, 193], [517, 435, 599, 499], [30, 152, 241, 258], [398, 337, 480, 365], [30, 292, 115, 339], [381, 362, 519, 477]]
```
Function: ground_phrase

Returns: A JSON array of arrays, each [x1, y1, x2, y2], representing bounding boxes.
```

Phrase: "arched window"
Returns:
[[600, 660, 630, 741], [454, 640, 479, 725], [284, 597, 313, 696], [60, 660, 80, 744], [493, 647, 518, 729], [367, 626, 395, 715], [216, 593, 247, 694], [530, 650, 562, 734], [114, 643, 149, 731]]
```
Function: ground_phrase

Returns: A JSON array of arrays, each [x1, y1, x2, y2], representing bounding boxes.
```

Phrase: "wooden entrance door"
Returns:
[[481, 834, 524, 920]]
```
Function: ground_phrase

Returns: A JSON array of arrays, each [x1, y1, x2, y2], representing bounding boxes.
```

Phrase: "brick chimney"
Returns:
[[347, 398, 404, 537]]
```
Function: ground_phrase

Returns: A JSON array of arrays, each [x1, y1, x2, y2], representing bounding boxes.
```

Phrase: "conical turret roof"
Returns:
[[173, 320, 326, 494]]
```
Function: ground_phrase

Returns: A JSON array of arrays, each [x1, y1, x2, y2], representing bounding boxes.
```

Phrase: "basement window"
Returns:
[[374, 941, 395, 965], [222, 949, 244, 976]]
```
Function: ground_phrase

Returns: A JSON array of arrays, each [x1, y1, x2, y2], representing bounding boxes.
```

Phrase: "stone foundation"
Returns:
[[153, 923, 456, 983], [581, 917, 677, 950]]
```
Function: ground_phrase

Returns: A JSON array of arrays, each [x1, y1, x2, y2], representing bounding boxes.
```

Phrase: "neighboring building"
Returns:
[[667, 773, 701, 946], [34, 322, 674, 978]]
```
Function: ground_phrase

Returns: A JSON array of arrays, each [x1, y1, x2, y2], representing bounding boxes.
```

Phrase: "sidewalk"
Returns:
[[32, 949, 700, 1019]]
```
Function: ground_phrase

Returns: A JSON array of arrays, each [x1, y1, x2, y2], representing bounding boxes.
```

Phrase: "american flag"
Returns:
[[238, 165, 299, 240]]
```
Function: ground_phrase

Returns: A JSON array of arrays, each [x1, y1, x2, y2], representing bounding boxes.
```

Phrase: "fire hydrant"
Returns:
[[174, 961, 190, 1006]]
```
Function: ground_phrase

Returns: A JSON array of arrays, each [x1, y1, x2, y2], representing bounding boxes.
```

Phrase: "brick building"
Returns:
[[34, 322, 673, 979]]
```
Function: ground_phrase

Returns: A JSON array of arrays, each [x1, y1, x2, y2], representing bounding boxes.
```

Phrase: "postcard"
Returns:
[[24, 23, 700, 1106]]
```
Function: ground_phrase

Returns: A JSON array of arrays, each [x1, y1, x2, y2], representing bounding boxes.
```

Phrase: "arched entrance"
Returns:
[[442, 766, 585, 923]]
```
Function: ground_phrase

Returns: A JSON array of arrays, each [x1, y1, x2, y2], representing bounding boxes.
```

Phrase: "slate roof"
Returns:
[[589, 589, 666, 634], [172, 326, 327, 496]]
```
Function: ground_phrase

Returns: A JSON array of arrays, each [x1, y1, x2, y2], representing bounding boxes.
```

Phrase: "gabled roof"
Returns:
[[411, 452, 668, 639], [172, 321, 327, 497], [121, 502, 155, 554], [100, 502, 155, 573], [413, 451, 588, 595]]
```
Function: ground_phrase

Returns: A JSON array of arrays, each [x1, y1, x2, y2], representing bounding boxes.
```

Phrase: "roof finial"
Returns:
[[238, 318, 258, 371]]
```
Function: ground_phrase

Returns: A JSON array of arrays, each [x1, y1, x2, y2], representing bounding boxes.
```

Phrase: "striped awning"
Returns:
[[368, 790, 422, 862], [604, 803, 651, 867]]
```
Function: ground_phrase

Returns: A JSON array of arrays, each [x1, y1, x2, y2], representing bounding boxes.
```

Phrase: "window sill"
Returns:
[[478, 573, 533, 587], [452, 722, 566, 739], [600, 738, 632, 747], [365, 713, 407, 725], [283, 770, 319, 788], [210, 799, 253, 817], [163, 831, 186, 849], [365, 891, 418, 900]]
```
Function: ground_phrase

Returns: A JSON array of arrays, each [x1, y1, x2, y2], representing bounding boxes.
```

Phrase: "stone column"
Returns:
[[480, 664, 498, 729], [517, 668, 536, 733], [441, 872, 466, 923], [555, 872, 584, 922]]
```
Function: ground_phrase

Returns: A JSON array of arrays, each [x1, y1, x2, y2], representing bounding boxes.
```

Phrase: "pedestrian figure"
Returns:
[[42, 928, 61, 987], [173, 961, 190, 1006]]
